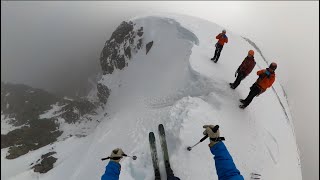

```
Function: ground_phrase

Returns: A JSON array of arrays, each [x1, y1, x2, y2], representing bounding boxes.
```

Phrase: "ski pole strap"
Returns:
[[210, 137, 225, 142], [101, 157, 110, 161], [101, 156, 123, 161]]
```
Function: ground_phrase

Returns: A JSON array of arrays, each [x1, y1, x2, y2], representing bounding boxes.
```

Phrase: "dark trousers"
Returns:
[[243, 84, 262, 107], [213, 44, 223, 62], [232, 72, 245, 89]]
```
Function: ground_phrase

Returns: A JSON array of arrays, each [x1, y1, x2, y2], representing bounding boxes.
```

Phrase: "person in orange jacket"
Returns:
[[211, 29, 228, 63], [239, 62, 277, 109]]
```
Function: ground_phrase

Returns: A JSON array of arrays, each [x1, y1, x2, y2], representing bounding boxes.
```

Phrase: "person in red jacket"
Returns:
[[211, 29, 228, 63], [239, 62, 277, 109], [230, 50, 256, 89]]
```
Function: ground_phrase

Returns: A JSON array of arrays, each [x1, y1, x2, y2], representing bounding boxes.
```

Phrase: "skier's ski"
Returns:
[[250, 172, 261, 179], [149, 132, 161, 180], [251, 173, 261, 176], [158, 124, 176, 178]]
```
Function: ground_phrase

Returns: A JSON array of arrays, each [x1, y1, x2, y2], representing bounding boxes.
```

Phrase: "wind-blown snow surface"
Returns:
[[1, 15, 301, 180]]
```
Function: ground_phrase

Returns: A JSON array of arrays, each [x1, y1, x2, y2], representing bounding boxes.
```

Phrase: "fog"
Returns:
[[1, 1, 146, 97], [1, 1, 318, 179]]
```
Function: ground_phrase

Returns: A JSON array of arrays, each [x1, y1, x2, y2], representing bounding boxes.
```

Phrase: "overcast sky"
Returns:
[[1, 1, 319, 179]]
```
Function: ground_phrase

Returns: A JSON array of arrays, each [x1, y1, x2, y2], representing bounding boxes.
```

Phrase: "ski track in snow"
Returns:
[[1, 15, 301, 180], [263, 128, 280, 165]]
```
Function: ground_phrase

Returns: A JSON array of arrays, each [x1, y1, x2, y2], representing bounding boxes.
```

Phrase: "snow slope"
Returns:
[[1, 15, 301, 180]]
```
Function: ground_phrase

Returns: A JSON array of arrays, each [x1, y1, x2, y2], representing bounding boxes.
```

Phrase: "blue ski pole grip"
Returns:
[[200, 125, 219, 142]]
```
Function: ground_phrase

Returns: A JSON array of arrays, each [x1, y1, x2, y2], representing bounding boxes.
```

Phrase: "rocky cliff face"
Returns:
[[1, 20, 151, 174], [97, 21, 147, 105], [1, 82, 97, 172], [100, 21, 144, 75]]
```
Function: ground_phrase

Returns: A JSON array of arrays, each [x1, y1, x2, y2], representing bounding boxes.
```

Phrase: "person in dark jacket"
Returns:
[[203, 125, 244, 180], [230, 50, 256, 89], [239, 62, 277, 109], [211, 29, 228, 63]]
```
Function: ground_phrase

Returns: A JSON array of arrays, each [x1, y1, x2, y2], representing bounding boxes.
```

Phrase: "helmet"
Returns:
[[248, 50, 254, 56], [269, 62, 277, 70], [222, 29, 226, 33]]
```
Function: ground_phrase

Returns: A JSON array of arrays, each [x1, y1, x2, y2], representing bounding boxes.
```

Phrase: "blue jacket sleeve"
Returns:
[[101, 161, 121, 180], [210, 141, 244, 180]]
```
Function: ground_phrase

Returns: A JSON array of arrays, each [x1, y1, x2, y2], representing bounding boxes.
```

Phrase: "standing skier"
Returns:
[[211, 29, 228, 63], [203, 124, 244, 180], [229, 50, 256, 89], [239, 62, 277, 109]]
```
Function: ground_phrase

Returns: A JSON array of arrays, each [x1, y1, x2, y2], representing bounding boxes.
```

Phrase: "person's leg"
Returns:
[[214, 45, 223, 62], [242, 85, 261, 107], [232, 72, 245, 89], [212, 46, 220, 60]]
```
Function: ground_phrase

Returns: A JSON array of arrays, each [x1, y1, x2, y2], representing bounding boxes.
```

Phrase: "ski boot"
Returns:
[[239, 104, 247, 109], [229, 83, 235, 89], [239, 99, 246, 104]]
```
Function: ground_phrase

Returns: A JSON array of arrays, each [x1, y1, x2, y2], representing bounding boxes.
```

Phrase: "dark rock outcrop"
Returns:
[[60, 99, 96, 123], [1, 82, 97, 159], [137, 27, 143, 37], [100, 21, 144, 75], [32, 151, 57, 173], [146, 41, 154, 54], [1, 82, 62, 159], [97, 83, 110, 104], [98, 21, 144, 105], [1, 82, 59, 126], [1, 119, 61, 159], [137, 39, 143, 51]]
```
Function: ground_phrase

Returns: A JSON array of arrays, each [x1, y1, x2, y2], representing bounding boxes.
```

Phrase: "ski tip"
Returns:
[[158, 124, 164, 130], [149, 132, 155, 138], [251, 173, 261, 176], [158, 124, 165, 135]]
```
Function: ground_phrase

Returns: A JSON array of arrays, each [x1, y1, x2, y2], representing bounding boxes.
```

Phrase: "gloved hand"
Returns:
[[109, 148, 125, 163], [203, 125, 221, 147]]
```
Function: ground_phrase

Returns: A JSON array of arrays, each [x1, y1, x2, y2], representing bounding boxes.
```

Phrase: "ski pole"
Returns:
[[101, 153, 137, 161], [187, 125, 219, 151], [123, 154, 138, 160]]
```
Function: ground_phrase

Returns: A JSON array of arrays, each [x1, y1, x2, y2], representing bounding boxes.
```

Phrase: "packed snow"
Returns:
[[1, 15, 301, 180]]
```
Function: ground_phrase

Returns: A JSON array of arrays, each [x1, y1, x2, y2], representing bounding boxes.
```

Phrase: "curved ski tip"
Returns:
[[149, 132, 155, 139]]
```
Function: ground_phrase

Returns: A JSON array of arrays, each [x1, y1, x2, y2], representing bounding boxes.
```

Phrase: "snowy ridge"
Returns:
[[1, 15, 301, 180]]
